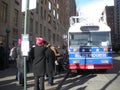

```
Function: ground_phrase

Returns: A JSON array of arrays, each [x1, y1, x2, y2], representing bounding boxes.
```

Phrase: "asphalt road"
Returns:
[[60, 53, 120, 90], [0, 53, 120, 90]]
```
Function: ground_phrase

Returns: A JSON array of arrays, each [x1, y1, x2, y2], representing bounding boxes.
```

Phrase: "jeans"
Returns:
[[16, 70, 20, 81], [48, 77, 53, 85]]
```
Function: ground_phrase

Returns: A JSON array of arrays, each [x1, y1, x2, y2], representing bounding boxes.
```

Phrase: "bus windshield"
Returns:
[[69, 32, 111, 47]]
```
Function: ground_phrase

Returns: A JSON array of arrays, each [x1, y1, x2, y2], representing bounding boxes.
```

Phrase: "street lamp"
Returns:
[[5, 27, 11, 68]]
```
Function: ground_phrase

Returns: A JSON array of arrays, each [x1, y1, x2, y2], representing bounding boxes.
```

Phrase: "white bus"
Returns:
[[68, 16, 112, 71]]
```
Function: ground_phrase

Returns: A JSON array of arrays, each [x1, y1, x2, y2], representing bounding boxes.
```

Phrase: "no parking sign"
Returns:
[[21, 34, 30, 56]]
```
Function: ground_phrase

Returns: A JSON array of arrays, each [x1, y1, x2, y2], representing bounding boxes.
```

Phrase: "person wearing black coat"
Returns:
[[32, 37, 46, 90], [45, 44, 56, 86], [0, 43, 5, 70]]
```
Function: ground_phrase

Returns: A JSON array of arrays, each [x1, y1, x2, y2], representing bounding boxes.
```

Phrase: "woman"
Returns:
[[32, 37, 46, 90], [45, 43, 56, 86], [16, 39, 24, 85]]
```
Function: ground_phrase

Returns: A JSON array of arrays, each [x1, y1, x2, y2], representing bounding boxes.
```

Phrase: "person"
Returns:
[[28, 44, 35, 64], [9, 43, 17, 64], [56, 46, 65, 73], [16, 39, 24, 86], [50, 46, 60, 75], [32, 37, 46, 90], [0, 42, 5, 70], [45, 42, 56, 86]]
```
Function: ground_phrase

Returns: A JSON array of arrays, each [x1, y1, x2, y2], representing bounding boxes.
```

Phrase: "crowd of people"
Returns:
[[7, 37, 68, 90]]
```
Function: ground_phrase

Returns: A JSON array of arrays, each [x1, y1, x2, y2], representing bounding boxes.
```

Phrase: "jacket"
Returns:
[[45, 46, 55, 77], [32, 45, 46, 77]]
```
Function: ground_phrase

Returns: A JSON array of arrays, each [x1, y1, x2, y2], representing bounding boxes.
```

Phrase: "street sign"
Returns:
[[21, 34, 30, 56], [22, 0, 37, 12]]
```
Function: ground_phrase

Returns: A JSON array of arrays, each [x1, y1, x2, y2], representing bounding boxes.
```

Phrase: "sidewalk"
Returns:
[[0, 63, 66, 90]]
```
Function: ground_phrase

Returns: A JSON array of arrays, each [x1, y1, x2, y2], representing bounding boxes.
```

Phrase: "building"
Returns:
[[100, 6, 114, 47], [114, 0, 120, 41], [0, 0, 22, 46], [21, 0, 76, 47], [0, 0, 76, 47], [111, 0, 120, 52], [101, 6, 114, 43]]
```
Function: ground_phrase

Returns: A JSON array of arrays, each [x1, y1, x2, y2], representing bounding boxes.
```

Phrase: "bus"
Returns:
[[68, 16, 112, 71]]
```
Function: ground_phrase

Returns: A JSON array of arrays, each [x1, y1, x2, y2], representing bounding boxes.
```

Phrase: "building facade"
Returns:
[[0, 0, 22, 46], [21, 0, 76, 47], [104, 6, 114, 43], [114, 0, 120, 41], [0, 0, 76, 47]]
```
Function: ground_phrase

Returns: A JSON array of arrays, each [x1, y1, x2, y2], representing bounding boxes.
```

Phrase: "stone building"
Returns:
[[0, 0, 76, 47], [0, 0, 22, 46], [21, 0, 76, 47]]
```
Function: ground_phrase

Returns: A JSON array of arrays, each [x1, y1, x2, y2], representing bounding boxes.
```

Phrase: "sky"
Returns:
[[75, 0, 114, 21]]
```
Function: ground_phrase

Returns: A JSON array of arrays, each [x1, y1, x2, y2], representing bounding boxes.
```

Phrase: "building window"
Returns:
[[48, 1, 52, 11], [41, 0, 43, 3], [35, 21, 38, 33], [57, 3, 59, 9], [41, 6, 43, 18], [53, 9, 56, 18], [53, 0, 56, 4], [30, 18, 33, 34], [40, 24, 42, 36], [48, 14, 51, 24], [44, 10, 46, 20], [53, 21, 56, 29], [44, 26, 46, 37], [36, 3, 39, 14], [45, 0, 47, 5], [48, 29, 51, 41], [14, 9, 19, 26], [15, 0, 19, 5], [57, 34, 59, 41], [1, 2, 8, 23], [13, 28, 18, 38], [57, 13, 59, 20], [22, 14, 25, 29], [53, 33, 55, 43]]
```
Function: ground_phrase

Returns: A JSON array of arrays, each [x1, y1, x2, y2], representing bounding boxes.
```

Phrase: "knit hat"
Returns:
[[36, 37, 44, 45], [18, 39, 22, 45]]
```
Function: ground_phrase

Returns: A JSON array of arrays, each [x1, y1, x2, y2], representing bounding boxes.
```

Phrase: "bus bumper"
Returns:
[[69, 64, 113, 70]]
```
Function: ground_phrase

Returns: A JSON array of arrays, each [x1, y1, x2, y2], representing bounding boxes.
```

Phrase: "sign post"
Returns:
[[23, 0, 29, 90]]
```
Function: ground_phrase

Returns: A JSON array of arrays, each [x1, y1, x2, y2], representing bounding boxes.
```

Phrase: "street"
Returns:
[[0, 53, 120, 90], [60, 53, 120, 90]]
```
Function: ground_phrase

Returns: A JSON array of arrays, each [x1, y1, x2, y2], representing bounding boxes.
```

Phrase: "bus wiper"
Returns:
[[79, 42, 88, 46], [93, 44, 101, 48], [91, 41, 101, 48]]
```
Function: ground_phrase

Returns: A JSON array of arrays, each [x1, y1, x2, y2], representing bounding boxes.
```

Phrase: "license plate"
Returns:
[[101, 60, 109, 64], [87, 65, 94, 69], [73, 60, 79, 64]]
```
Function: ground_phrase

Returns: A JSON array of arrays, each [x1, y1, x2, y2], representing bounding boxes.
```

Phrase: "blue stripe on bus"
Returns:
[[69, 53, 112, 58], [69, 58, 112, 64]]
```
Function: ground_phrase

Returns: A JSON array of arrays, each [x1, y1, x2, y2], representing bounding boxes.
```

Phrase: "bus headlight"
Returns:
[[73, 48, 78, 52], [104, 48, 108, 52]]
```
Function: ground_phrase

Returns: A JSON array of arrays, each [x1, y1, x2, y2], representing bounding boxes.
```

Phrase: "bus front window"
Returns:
[[69, 32, 111, 47], [69, 32, 90, 47], [91, 32, 111, 47]]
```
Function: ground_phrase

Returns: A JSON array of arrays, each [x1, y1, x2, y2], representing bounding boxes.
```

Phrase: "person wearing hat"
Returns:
[[16, 39, 24, 86], [33, 37, 46, 90]]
